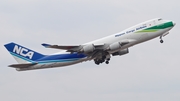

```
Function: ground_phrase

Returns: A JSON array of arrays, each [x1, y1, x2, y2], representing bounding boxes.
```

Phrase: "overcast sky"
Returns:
[[1, 0, 180, 101]]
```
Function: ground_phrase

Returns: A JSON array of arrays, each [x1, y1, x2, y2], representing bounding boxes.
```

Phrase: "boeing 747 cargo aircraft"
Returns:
[[4, 18, 176, 71]]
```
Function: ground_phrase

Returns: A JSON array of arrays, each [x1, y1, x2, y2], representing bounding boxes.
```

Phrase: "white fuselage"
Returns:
[[16, 18, 175, 71]]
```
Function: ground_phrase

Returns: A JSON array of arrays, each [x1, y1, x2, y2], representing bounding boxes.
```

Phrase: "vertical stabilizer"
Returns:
[[4, 42, 45, 63]]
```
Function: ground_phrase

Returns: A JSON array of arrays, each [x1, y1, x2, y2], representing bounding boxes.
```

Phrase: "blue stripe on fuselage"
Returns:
[[36, 58, 83, 64], [35, 53, 87, 63], [10, 51, 87, 64], [10, 52, 34, 63]]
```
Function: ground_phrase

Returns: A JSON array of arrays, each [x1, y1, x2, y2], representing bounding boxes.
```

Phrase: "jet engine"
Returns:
[[108, 42, 121, 51], [112, 48, 129, 56], [80, 44, 95, 53]]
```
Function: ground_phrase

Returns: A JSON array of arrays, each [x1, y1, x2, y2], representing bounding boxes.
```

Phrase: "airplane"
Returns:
[[4, 18, 176, 71]]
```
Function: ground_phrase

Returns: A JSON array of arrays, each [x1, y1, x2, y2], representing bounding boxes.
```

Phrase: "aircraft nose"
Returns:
[[172, 21, 176, 26]]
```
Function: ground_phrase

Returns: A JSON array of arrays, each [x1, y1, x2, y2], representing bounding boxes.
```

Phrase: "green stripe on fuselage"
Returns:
[[136, 29, 159, 33], [136, 21, 173, 33], [146, 21, 174, 30]]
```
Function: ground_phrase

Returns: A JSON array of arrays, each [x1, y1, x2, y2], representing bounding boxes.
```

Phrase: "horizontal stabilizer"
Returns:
[[9, 63, 38, 68]]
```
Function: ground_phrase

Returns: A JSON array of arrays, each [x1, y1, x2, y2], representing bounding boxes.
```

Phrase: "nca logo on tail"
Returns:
[[13, 45, 34, 59]]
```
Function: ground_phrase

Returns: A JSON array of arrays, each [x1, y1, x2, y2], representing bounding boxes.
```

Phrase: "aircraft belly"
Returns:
[[16, 58, 88, 71], [131, 32, 156, 44]]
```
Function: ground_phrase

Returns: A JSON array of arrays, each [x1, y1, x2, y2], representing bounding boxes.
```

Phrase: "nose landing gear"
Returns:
[[160, 39, 164, 43], [160, 36, 164, 43]]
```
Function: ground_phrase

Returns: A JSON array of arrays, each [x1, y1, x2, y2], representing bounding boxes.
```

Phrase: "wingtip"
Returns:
[[42, 43, 51, 48]]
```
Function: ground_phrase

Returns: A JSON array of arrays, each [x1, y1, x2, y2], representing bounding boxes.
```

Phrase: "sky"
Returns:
[[1, 0, 180, 101]]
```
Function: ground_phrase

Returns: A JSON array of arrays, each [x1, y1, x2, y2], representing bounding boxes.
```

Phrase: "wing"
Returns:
[[42, 39, 135, 54], [41, 43, 105, 52], [42, 43, 82, 52], [42, 39, 135, 65], [42, 43, 80, 50]]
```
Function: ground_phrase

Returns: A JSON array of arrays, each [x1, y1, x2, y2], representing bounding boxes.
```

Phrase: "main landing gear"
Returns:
[[105, 58, 110, 64], [94, 56, 110, 65]]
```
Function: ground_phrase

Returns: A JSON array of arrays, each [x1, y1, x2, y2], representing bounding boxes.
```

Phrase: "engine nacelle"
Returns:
[[80, 44, 95, 53], [108, 42, 121, 51], [112, 48, 129, 56]]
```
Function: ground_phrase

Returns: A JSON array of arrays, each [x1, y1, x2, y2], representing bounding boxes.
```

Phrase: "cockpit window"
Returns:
[[158, 18, 162, 21]]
